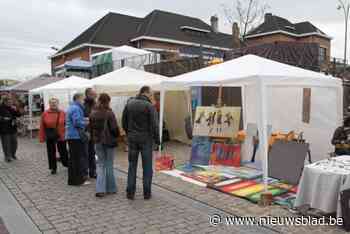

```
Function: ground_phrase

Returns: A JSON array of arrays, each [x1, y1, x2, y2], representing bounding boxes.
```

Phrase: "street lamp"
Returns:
[[338, 0, 350, 75]]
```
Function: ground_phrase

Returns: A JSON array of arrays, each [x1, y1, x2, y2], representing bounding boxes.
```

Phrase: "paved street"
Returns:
[[0, 138, 276, 234]]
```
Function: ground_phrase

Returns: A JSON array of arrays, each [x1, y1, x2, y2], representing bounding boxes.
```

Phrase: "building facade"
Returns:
[[242, 13, 332, 71], [50, 10, 234, 76]]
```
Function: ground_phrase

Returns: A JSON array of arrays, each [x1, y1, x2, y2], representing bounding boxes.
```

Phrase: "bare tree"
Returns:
[[222, 0, 269, 40]]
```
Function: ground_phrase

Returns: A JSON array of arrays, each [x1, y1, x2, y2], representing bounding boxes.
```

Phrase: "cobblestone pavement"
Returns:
[[0, 138, 275, 234]]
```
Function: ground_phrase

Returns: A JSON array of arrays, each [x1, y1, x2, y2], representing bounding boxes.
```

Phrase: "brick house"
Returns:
[[50, 10, 234, 75], [242, 13, 332, 71]]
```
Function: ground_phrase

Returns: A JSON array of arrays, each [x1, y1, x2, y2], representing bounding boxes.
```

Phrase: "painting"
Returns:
[[193, 106, 241, 138], [190, 137, 212, 165], [181, 171, 231, 184], [210, 143, 241, 167]]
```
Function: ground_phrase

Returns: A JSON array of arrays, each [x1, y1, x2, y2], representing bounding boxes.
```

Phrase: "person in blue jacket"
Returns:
[[66, 93, 90, 186]]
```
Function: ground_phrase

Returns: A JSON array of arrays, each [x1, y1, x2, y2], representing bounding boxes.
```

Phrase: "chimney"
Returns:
[[211, 15, 219, 33], [232, 22, 241, 48], [264, 13, 273, 22]]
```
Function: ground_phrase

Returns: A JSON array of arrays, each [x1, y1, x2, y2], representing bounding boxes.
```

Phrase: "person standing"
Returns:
[[332, 116, 350, 156], [83, 88, 97, 179], [122, 86, 159, 200], [90, 93, 119, 197], [66, 93, 90, 186], [39, 98, 68, 174], [0, 96, 21, 162]]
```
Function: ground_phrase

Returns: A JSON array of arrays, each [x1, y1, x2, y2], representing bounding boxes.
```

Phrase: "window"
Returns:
[[319, 47, 327, 64]]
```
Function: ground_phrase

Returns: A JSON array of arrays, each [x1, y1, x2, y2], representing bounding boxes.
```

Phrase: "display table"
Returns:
[[295, 156, 350, 217]]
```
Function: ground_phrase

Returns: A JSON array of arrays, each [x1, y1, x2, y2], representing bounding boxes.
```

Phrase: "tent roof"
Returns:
[[8, 76, 65, 92], [163, 55, 342, 88], [30, 76, 92, 93], [91, 67, 167, 92], [92, 45, 152, 58]]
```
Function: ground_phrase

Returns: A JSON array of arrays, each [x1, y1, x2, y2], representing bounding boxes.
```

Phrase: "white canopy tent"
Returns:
[[91, 67, 190, 143], [30, 76, 93, 111], [91, 67, 166, 93], [160, 54, 343, 190]]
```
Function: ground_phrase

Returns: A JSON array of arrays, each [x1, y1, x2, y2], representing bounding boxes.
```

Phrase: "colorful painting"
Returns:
[[217, 180, 257, 193], [190, 137, 212, 165], [210, 143, 241, 167], [247, 187, 288, 203], [181, 171, 231, 184], [273, 192, 297, 208], [193, 106, 241, 138]]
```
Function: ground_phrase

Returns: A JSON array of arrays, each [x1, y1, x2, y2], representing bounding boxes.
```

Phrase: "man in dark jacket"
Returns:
[[332, 116, 350, 156], [0, 96, 21, 162], [83, 88, 97, 179], [122, 86, 159, 200]]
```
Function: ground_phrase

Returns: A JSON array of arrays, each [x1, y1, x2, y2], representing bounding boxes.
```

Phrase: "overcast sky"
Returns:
[[0, 0, 348, 80]]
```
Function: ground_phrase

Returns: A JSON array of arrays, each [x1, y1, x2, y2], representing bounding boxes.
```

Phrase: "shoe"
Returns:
[[126, 193, 135, 200], [90, 174, 97, 179], [5, 158, 12, 163], [12, 155, 17, 160], [82, 181, 91, 186], [95, 193, 105, 198], [51, 170, 57, 175], [144, 194, 152, 200]]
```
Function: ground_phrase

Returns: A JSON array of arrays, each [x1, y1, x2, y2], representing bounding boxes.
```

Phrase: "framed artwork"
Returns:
[[193, 106, 241, 138]]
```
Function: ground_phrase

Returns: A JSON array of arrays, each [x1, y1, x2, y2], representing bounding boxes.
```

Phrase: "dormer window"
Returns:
[[180, 26, 210, 33], [180, 26, 210, 37], [285, 26, 295, 30]]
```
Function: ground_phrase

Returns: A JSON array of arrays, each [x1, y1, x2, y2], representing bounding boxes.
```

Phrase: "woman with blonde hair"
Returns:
[[39, 98, 68, 174]]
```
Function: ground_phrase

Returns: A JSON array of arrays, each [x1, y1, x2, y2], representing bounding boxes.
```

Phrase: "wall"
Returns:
[[298, 36, 331, 71], [51, 46, 110, 72], [246, 33, 295, 46]]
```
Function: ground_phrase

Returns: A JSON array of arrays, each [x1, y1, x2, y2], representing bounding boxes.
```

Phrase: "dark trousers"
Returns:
[[81, 140, 96, 177], [335, 148, 350, 156], [46, 140, 69, 171], [127, 139, 153, 196], [1, 133, 17, 160], [68, 139, 86, 186]]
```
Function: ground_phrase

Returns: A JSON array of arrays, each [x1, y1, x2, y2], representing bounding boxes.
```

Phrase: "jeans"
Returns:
[[95, 144, 117, 193], [82, 140, 96, 177], [1, 133, 17, 160], [127, 139, 153, 196]]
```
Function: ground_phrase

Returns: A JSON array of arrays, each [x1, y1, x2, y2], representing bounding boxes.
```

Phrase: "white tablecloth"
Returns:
[[295, 156, 350, 217]]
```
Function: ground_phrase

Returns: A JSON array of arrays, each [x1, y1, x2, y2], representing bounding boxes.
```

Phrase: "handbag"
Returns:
[[102, 115, 118, 148], [45, 112, 60, 141]]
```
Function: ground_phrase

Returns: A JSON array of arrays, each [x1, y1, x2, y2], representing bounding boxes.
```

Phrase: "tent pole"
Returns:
[[257, 80, 269, 192], [158, 88, 165, 155], [28, 93, 33, 139]]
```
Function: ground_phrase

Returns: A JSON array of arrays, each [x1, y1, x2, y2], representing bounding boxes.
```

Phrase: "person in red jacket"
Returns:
[[39, 98, 68, 174]]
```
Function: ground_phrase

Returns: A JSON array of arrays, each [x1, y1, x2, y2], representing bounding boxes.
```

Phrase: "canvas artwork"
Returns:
[[193, 106, 241, 138], [181, 171, 231, 184], [210, 143, 241, 167], [190, 136, 212, 165]]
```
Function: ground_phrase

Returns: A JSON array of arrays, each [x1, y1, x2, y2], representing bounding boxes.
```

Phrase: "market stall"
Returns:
[[160, 54, 343, 194], [91, 67, 189, 143], [28, 76, 93, 136], [4, 75, 65, 134], [29, 76, 93, 111]]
